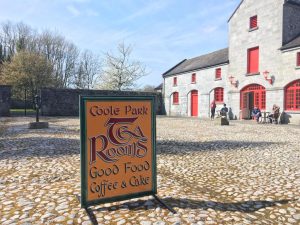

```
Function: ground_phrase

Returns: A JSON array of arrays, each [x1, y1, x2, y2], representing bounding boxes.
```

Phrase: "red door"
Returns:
[[248, 47, 259, 74], [191, 90, 198, 117]]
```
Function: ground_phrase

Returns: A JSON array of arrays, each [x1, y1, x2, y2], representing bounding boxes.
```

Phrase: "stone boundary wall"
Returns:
[[0, 85, 11, 117], [11, 99, 34, 109], [40, 88, 164, 116]]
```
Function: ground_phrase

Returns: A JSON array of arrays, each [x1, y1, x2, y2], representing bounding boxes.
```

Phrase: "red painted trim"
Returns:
[[215, 68, 222, 79], [240, 84, 266, 110], [214, 87, 224, 103], [191, 90, 198, 116], [247, 47, 259, 74], [173, 92, 179, 104], [297, 52, 300, 67], [191, 73, 196, 83], [285, 79, 300, 111], [250, 15, 257, 29], [173, 77, 177, 86]]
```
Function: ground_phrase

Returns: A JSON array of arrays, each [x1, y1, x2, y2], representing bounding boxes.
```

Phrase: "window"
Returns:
[[285, 80, 300, 111], [297, 52, 300, 67], [214, 87, 224, 103], [247, 47, 259, 74], [191, 73, 196, 83], [173, 92, 179, 104], [215, 68, 222, 79], [250, 15, 258, 29], [173, 77, 177, 86]]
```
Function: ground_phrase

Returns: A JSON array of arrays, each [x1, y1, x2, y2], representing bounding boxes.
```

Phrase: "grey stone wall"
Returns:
[[228, 0, 284, 118], [0, 85, 11, 117], [40, 88, 164, 116], [283, 2, 300, 45], [164, 64, 229, 118]]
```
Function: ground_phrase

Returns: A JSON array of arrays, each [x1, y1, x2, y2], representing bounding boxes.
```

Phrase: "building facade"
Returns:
[[162, 0, 300, 124]]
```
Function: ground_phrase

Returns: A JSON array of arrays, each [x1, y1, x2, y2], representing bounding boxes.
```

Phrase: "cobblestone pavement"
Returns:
[[0, 116, 299, 225]]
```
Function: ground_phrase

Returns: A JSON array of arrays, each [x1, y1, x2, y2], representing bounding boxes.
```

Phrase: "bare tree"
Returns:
[[74, 50, 101, 89], [101, 42, 147, 90]]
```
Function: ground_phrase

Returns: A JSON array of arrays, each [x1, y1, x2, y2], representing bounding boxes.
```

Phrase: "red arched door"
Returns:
[[240, 84, 265, 119], [285, 79, 300, 111], [191, 90, 198, 117]]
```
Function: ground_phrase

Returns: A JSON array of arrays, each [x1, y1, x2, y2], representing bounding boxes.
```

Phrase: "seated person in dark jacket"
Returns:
[[251, 107, 262, 122], [220, 104, 228, 117]]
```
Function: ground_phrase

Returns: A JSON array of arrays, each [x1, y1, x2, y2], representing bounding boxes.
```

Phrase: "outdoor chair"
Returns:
[[216, 110, 221, 118]]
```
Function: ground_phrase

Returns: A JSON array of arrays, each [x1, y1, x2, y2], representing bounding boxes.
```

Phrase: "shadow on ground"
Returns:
[[160, 198, 292, 212], [0, 138, 281, 159], [90, 197, 294, 214], [157, 140, 282, 155], [0, 136, 80, 159], [0, 136, 283, 159]]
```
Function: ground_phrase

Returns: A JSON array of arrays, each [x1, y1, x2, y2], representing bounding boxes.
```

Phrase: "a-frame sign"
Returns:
[[80, 96, 157, 208]]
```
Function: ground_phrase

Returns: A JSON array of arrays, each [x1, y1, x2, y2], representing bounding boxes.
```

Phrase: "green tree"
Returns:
[[0, 51, 55, 99]]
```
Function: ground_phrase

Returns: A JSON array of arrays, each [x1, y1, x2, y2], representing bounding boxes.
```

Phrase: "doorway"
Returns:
[[191, 90, 198, 117], [240, 84, 265, 119]]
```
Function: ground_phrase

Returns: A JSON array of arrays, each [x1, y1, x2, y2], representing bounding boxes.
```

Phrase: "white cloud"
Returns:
[[66, 5, 98, 17], [66, 5, 81, 16], [121, 1, 171, 22], [86, 9, 99, 17], [62, 0, 90, 3]]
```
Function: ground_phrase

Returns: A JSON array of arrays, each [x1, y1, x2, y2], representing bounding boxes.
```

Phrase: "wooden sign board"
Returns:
[[80, 96, 157, 208]]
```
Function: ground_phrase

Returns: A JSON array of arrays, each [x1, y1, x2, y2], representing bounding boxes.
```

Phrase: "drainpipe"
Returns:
[[208, 92, 211, 118], [186, 92, 189, 116]]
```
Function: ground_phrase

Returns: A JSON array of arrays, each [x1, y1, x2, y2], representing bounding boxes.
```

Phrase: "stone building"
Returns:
[[162, 0, 300, 124]]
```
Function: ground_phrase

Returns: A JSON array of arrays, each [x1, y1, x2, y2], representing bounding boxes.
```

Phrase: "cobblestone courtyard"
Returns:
[[0, 116, 299, 225]]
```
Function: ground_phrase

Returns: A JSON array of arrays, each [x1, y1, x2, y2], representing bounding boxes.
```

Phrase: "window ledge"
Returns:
[[246, 72, 260, 76], [173, 85, 177, 87], [173, 103, 179, 105], [191, 82, 196, 84], [214, 78, 222, 81], [248, 27, 259, 32], [295, 66, 300, 70]]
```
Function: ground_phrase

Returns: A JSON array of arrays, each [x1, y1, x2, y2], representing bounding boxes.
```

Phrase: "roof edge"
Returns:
[[162, 61, 230, 78], [281, 45, 300, 52], [154, 83, 163, 90], [162, 59, 187, 77], [281, 31, 300, 50], [228, 0, 244, 23]]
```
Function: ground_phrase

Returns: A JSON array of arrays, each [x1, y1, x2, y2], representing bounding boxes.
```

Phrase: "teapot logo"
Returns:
[[89, 117, 148, 164]]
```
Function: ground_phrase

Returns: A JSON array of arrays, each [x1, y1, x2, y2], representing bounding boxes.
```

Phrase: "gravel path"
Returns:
[[0, 116, 299, 224]]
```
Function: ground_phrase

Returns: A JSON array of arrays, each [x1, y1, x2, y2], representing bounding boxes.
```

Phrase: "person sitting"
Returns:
[[220, 103, 228, 117], [251, 107, 262, 123], [268, 104, 280, 124]]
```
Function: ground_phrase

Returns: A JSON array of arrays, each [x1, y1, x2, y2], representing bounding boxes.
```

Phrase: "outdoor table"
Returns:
[[261, 111, 270, 123]]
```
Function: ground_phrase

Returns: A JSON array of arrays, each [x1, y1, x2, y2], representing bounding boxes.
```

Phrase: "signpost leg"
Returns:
[[76, 195, 98, 225], [84, 207, 98, 225], [153, 195, 177, 214]]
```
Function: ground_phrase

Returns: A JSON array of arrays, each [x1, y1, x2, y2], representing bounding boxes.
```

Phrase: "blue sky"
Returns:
[[0, 0, 240, 88]]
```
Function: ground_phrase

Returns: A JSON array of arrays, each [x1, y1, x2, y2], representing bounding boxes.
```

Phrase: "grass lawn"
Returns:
[[10, 108, 36, 115]]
